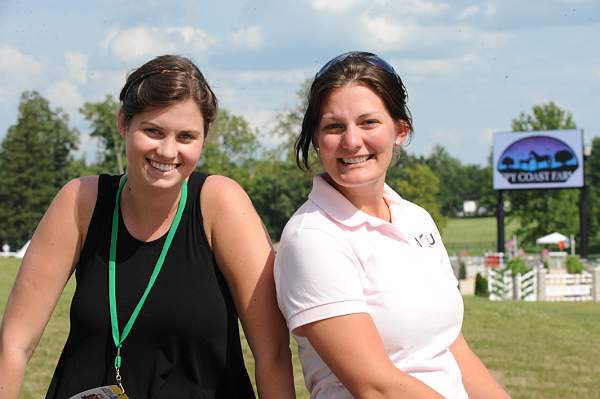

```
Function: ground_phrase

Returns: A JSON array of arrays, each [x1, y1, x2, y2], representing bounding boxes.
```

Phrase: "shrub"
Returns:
[[506, 257, 530, 275], [474, 273, 489, 298], [459, 262, 467, 280], [566, 255, 584, 274]]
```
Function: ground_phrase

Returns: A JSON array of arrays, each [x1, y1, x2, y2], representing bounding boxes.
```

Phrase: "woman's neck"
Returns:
[[119, 178, 183, 241], [323, 174, 391, 222]]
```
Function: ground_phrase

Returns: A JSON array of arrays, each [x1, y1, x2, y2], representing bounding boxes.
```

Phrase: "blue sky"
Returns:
[[1, 0, 599, 165]]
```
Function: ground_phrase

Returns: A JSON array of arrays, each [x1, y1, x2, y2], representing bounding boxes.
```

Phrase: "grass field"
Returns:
[[442, 217, 521, 255], [2, 257, 599, 398]]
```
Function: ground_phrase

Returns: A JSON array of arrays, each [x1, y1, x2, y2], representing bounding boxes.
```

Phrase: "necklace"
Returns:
[[108, 175, 188, 394]]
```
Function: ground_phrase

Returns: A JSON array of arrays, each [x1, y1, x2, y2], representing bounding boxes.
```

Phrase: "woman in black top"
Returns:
[[0, 55, 295, 398]]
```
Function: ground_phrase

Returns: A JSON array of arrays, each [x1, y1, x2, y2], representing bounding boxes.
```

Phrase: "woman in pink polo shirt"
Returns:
[[274, 52, 510, 399]]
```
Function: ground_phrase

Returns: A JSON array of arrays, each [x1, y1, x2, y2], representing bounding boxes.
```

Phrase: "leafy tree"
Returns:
[[423, 145, 463, 215], [0, 91, 79, 248], [422, 145, 491, 216], [199, 109, 259, 177], [244, 159, 312, 240], [508, 102, 579, 246], [474, 273, 489, 297], [80, 95, 125, 174], [512, 102, 576, 132], [565, 255, 584, 274], [506, 257, 530, 274], [388, 162, 446, 230], [554, 150, 573, 166], [272, 80, 310, 162], [587, 136, 600, 250]]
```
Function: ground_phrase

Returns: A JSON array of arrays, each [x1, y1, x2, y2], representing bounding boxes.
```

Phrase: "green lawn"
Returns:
[[2, 257, 599, 398], [442, 217, 520, 255]]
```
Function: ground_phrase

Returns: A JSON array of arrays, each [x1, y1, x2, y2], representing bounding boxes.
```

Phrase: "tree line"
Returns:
[[1, 87, 599, 253]]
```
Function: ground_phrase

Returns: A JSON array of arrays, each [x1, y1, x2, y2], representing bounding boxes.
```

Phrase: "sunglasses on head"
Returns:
[[315, 51, 399, 80]]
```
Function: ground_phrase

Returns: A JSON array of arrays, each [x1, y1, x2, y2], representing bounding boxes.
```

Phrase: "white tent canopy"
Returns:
[[536, 232, 569, 246]]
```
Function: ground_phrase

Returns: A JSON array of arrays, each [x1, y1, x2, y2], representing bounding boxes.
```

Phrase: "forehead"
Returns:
[[133, 98, 204, 127], [321, 83, 387, 115]]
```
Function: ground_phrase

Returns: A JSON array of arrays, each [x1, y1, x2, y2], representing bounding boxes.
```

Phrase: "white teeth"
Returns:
[[341, 155, 370, 164], [149, 159, 178, 172]]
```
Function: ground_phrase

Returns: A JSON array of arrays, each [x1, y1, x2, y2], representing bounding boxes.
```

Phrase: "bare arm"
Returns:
[[299, 313, 443, 399], [202, 175, 295, 399], [450, 332, 511, 399], [0, 177, 96, 399]]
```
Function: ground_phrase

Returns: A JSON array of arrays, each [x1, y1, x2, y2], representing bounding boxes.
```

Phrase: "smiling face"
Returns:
[[315, 84, 406, 198], [118, 97, 205, 191]]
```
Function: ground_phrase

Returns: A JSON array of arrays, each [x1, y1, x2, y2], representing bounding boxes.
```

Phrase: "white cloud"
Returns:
[[309, 0, 362, 13], [0, 46, 44, 76], [458, 5, 480, 20], [479, 128, 497, 145], [241, 108, 279, 134], [233, 68, 309, 85], [458, 2, 496, 20], [46, 81, 84, 115], [360, 16, 418, 50], [401, 0, 450, 15], [359, 13, 508, 52], [483, 3, 497, 18], [228, 26, 264, 50], [100, 26, 215, 61], [394, 54, 481, 76], [557, 0, 593, 3], [65, 51, 89, 84]]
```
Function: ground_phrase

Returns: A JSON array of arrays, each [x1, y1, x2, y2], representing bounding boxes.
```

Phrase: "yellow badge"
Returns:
[[68, 385, 129, 399]]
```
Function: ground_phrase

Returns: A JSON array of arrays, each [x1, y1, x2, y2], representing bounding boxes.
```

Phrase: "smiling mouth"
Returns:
[[148, 159, 180, 172], [340, 155, 372, 165]]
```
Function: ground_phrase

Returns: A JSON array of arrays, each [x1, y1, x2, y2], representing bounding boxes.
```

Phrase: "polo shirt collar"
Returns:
[[308, 175, 404, 229]]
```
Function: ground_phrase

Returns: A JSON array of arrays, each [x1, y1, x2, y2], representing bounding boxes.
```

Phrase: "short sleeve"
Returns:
[[274, 228, 367, 332]]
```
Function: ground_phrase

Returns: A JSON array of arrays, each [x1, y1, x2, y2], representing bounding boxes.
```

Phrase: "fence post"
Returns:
[[513, 272, 521, 300], [593, 267, 600, 302], [537, 267, 547, 301], [487, 269, 493, 300]]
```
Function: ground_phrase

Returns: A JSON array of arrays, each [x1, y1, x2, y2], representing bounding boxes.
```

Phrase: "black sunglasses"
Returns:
[[315, 51, 400, 81]]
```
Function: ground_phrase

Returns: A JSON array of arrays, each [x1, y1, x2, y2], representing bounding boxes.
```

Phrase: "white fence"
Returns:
[[488, 268, 537, 301], [544, 272, 593, 301], [486, 267, 598, 302]]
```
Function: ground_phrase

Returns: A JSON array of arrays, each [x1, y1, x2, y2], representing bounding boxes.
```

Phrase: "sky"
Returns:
[[1, 0, 599, 166]]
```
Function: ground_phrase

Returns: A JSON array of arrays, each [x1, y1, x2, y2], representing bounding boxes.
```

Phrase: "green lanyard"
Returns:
[[108, 175, 188, 393]]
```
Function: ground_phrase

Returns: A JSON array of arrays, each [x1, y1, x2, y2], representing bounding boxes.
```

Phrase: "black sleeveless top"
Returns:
[[46, 173, 255, 398]]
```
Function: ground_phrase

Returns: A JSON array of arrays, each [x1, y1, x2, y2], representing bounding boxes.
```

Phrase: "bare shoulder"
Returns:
[[201, 174, 251, 211], [59, 176, 99, 230], [200, 175, 263, 248]]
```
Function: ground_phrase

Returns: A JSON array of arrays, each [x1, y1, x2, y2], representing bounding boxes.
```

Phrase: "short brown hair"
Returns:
[[119, 54, 217, 135], [296, 52, 413, 170]]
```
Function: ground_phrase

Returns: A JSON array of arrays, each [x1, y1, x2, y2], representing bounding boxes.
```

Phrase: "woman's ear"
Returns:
[[312, 134, 319, 153], [116, 107, 127, 140], [394, 120, 410, 146]]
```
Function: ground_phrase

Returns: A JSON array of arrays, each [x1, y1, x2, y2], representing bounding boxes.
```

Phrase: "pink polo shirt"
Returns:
[[274, 175, 467, 399]]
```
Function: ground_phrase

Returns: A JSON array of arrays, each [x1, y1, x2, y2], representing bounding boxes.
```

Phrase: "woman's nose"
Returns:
[[341, 124, 362, 150], [156, 136, 177, 158]]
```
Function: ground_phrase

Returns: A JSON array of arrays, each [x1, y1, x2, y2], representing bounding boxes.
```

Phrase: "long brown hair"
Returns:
[[296, 52, 413, 170], [119, 55, 217, 136]]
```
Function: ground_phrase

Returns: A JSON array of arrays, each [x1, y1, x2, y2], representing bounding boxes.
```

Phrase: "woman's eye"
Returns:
[[144, 128, 160, 135], [363, 119, 380, 127], [179, 133, 195, 141], [323, 123, 343, 131]]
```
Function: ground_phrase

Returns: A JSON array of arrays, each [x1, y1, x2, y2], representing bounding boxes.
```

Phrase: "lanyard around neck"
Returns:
[[108, 175, 188, 370]]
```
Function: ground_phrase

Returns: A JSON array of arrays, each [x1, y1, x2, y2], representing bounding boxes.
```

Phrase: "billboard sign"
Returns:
[[493, 130, 583, 190]]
